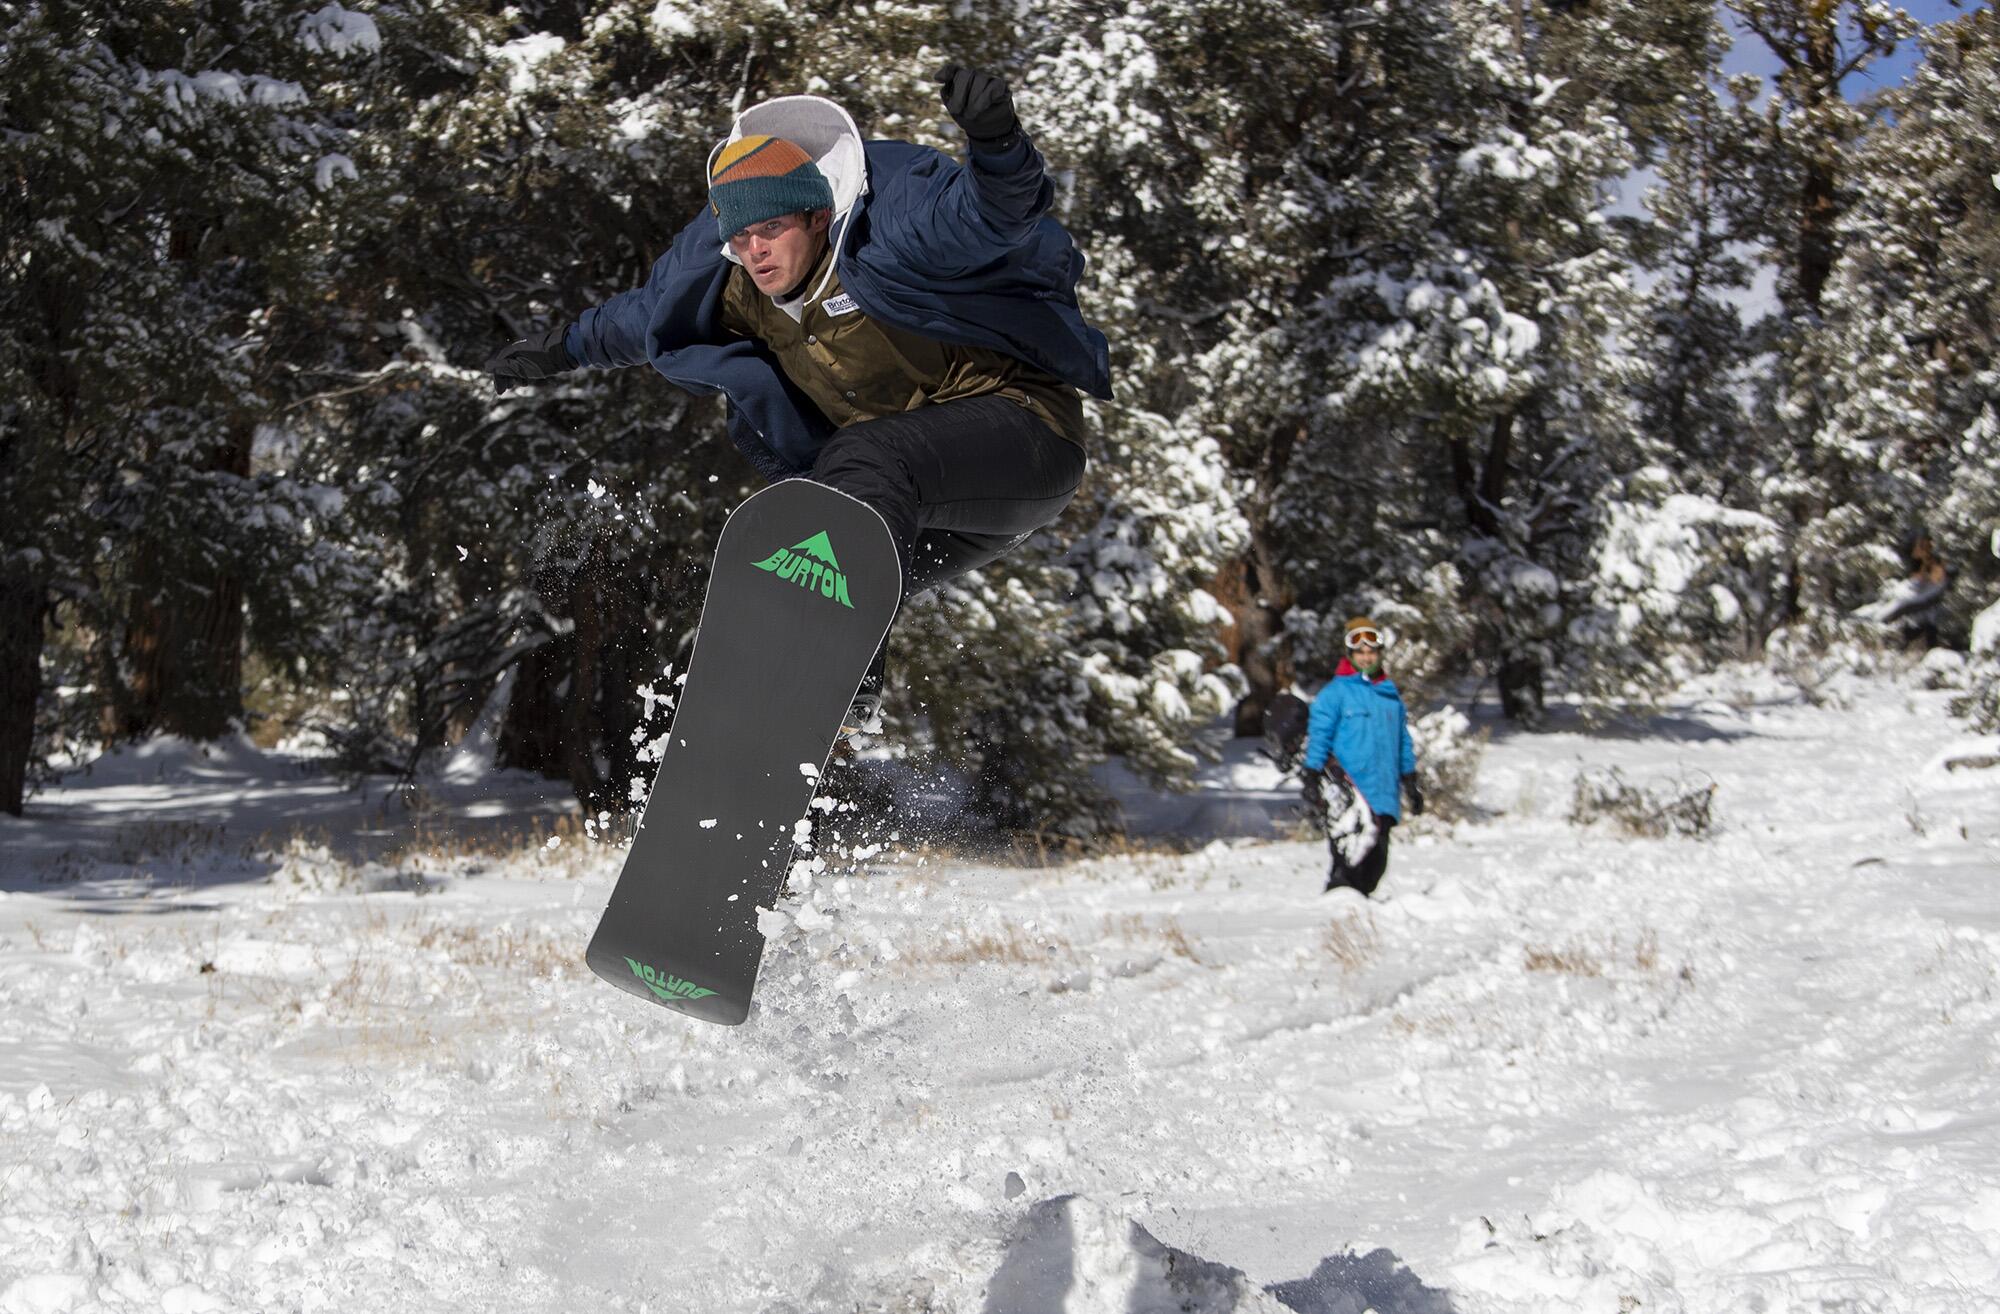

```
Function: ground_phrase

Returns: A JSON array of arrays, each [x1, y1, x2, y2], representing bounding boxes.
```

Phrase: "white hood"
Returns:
[[707, 94, 868, 280]]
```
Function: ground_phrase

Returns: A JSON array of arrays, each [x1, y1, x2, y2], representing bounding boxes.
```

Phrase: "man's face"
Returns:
[[727, 210, 831, 295], [1349, 639, 1381, 672]]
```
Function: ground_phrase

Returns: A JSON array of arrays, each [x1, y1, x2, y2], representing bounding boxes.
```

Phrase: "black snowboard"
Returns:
[[586, 480, 900, 1024]]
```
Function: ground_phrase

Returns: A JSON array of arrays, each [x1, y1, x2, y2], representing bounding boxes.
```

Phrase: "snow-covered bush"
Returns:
[[1566, 476, 1782, 710], [891, 427, 1248, 833], [1568, 766, 1716, 840], [1409, 706, 1486, 824], [1954, 597, 2000, 733]]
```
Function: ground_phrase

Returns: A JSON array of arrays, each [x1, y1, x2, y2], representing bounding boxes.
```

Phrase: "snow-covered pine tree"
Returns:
[[1579, 50, 1788, 681], [863, 2, 1257, 828], [1022, 0, 1463, 740], [1819, 7, 1999, 657], [1299, 0, 1715, 720], [1723, 0, 1922, 635], [0, 0, 370, 811], [264, 0, 1243, 825], [282, 0, 758, 796], [1631, 80, 1767, 510]]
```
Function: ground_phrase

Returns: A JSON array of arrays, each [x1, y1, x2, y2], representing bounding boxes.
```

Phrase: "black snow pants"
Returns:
[[809, 395, 1086, 599], [1327, 817, 1395, 897]]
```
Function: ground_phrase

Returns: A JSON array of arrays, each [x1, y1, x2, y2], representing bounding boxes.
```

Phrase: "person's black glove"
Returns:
[[935, 64, 1019, 149], [1402, 773, 1426, 817], [1300, 767, 1328, 826], [1296, 768, 1328, 820], [482, 323, 576, 395]]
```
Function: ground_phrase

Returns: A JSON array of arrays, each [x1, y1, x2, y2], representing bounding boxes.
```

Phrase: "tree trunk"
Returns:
[[1454, 410, 1548, 721], [498, 633, 574, 777], [595, 580, 655, 813], [1215, 528, 1292, 738], [118, 422, 253, 741], [1798, 15, 1839, 313], [0, 566, 47, 815], [497, 539, 658, 812], [563, 565, 607, 805], [1449, 412, 1515, 542], [1221, 420, 1305, 737], [122, 570, 247, 741], [1498, 654, 1544, 722]]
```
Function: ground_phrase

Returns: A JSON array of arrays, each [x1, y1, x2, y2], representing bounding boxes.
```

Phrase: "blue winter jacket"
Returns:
[[1303, 670, 1418, 820], [563, 114, 1111, 483]]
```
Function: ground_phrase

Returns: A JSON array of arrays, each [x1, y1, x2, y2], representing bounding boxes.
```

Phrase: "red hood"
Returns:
[[1335, 657, 1387, 682]]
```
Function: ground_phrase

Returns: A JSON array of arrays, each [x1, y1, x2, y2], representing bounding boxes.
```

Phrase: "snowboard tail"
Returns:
[[586, 480, 900, 1024]]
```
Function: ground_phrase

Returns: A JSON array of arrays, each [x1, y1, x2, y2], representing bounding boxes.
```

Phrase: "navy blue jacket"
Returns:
[[1303, 668, 1418, 820], [565, 136, 1111, 481]]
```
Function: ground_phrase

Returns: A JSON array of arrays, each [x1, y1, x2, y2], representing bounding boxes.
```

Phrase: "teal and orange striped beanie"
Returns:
[[708, 135, 833, 237]]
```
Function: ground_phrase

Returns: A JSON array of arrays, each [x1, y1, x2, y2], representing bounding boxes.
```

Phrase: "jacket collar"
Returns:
[[1335, 656, 1388, 684]]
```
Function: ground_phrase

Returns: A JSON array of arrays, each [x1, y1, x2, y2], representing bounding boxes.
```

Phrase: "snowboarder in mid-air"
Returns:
[[483, 65, 1109, 736], [483, 66, 1110, 1021]]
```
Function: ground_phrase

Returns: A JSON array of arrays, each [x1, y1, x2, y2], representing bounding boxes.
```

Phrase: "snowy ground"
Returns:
[[2, 665, 1997, 1313]]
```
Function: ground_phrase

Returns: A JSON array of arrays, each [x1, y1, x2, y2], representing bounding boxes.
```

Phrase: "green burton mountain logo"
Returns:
[[625, 957, 718, 1003], [752, 530, 854, 609]]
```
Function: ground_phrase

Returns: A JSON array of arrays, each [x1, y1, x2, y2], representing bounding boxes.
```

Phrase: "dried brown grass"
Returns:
[[412, 919, 578, 979], [1321, 910, 1380, 972], [1523, 944, 1605, 977], [1524, 928, 1667, 978]]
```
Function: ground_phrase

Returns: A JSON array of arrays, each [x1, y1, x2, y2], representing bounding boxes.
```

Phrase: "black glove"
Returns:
[[482, 323, 576, 395], [935, 64, 1019, 149], [1300, 767, 1328, 825], [1402, 773, 1425, 817]]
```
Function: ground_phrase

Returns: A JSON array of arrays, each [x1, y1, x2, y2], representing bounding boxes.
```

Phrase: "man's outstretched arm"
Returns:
[[485, 205, 720, 392], [930, 64, 1054, 244]]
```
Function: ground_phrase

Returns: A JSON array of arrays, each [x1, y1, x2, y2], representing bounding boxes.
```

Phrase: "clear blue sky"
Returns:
[[1719, 0, 1986, 95]]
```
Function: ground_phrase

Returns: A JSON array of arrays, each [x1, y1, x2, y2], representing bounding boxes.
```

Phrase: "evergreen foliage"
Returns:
[[2, 0, 1992, 824], [2, 0, 368, 811], [1826, 7, 2000, 650], [1723, 1, 1924, 634]]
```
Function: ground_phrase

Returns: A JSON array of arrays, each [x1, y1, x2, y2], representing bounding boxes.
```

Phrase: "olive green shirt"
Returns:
[[718, 246, 1087, 449]]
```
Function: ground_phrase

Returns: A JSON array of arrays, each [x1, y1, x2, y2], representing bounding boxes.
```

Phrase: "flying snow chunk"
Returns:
[[699, 818, 718, 829], [798, 762, 819, 780], [587, 479, 606, 500], [456, 545, 468, 561]]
